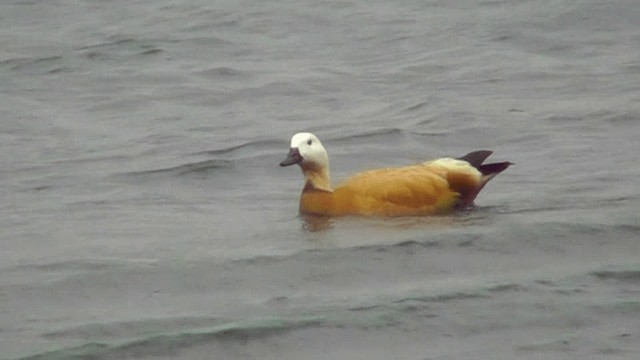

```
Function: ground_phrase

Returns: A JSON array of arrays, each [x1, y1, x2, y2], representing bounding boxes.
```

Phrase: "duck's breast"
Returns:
[[299, 189, 335, 216]]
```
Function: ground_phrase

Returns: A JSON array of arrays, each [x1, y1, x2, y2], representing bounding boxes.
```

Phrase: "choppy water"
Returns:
[[2, 0, 640, 359]]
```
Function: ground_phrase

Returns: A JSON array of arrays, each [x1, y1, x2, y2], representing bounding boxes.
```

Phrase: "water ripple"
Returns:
[[124, 159, 232, 178], [18, 317, 323, 360]]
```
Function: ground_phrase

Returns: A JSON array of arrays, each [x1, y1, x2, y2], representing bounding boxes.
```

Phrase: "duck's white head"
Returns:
[[279, 132, 329, 170]]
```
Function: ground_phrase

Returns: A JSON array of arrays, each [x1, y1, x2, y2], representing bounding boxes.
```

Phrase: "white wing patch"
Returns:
[[423, 157, 482, 177], [425, 158, 467, 168]]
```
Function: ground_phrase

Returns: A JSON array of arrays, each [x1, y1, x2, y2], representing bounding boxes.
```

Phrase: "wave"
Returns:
[[123, 159, 232, 178], [229, 235, 446, 267], [117, 138, 286, 180], [14, 258, 639, 360], [392, 291, 489, 304], [17, 317, 323, 360], [391, 282, 524, 306], [193, 139, 283, 158], [77, 37, 166, 61], [597, 109, 640, 125], [194, 66, 248, 79], [331, 127, 405, 142], [0, 55, 70, 74], [5, 258, 157, 274], [545, 109, 640, 126], [6, 260, 109, 273], [592, 268, 640, 283]]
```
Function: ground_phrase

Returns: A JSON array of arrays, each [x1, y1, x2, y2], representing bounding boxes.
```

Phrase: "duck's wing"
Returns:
[[334, 166, 460, 216]]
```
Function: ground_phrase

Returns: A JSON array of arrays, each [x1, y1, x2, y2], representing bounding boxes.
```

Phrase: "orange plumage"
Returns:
[[280, 133, 511, 217]]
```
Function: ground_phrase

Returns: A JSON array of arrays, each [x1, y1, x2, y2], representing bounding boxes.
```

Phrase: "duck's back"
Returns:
[[330, 165, 461, 216]]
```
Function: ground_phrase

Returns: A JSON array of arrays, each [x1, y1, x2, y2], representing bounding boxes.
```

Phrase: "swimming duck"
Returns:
[[280, 132, 511, 217]]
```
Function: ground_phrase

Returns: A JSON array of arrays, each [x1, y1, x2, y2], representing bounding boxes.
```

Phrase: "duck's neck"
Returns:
[[301, 165, 332, 193]]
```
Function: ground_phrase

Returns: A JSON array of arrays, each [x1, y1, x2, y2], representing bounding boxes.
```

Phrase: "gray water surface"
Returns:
[[2, 0, 640, 359]]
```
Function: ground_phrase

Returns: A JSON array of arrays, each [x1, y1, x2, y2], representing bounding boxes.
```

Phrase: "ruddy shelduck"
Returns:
[[280, 132, 511, 217]]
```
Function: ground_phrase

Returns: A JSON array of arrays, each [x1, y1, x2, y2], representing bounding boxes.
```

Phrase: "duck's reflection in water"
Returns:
[[301, 214, 333, 232]]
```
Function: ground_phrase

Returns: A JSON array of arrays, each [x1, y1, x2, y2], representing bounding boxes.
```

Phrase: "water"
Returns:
[[2, 0, 640, 359]]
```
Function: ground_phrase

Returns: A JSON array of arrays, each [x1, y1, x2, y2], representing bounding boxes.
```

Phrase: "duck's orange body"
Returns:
[[280, 133, 511, 217]]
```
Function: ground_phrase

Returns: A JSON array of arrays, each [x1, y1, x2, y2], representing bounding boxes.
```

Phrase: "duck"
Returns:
[[280, 132, 511, 217]]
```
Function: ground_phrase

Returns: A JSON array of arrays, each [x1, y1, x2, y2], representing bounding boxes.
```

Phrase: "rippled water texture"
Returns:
[[2, 0, 640, 359]]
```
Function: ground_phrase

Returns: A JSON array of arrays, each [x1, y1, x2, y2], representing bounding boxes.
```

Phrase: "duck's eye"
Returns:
[[307, 139, 312, 145]]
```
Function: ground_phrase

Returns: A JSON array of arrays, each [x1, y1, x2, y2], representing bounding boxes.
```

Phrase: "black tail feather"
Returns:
[[478, 162, 512, 176], [458, 150, 493, 169]]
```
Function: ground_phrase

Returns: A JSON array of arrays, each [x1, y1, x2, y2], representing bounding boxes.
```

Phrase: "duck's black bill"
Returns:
[[279, 148, 302, 167]]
